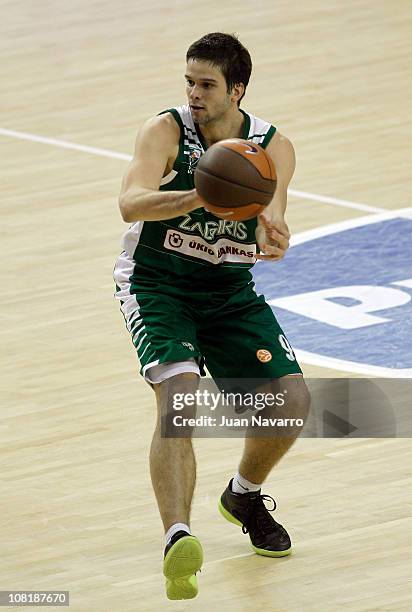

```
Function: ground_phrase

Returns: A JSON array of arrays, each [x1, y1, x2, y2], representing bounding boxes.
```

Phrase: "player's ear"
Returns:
[[231, 82, 245, 103]]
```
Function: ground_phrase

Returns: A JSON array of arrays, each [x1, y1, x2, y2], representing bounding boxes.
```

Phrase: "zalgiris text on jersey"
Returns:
[[178, 214, 248, 241]]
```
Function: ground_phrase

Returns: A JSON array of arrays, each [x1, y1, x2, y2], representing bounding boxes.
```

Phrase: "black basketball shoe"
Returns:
[[163, 531, 203, 600], [218, 479, 292, 557]]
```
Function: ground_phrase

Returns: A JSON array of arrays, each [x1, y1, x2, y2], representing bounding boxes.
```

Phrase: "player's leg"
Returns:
[[113, 253, 203, 598], [114, 250, 203, 533], [198, 285, 310, 556], [238, 374, 310, 485], [150, 371, 199, 531], [149, 369, 204, 600], [218, 374, 310, 557]]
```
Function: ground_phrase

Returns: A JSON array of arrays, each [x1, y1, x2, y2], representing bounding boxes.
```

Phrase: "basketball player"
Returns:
[[113, 33, 310, 600]]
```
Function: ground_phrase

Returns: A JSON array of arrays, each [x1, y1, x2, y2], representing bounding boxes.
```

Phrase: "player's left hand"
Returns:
[[255, 214, 290, 261]]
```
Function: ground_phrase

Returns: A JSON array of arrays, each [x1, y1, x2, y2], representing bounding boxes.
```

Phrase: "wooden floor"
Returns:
[[1, 1, 411, 610]]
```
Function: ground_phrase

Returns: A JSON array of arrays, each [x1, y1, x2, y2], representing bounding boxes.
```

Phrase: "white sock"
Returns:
[[165, 522, 191, 546], [231, 472, 262, 494]]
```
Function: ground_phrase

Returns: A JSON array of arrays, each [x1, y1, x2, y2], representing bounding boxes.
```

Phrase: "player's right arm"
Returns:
[[119, 114, 202, 222]]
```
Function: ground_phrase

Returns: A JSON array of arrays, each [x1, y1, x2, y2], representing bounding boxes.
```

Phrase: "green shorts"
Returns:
[[114, 251, 302, 380]]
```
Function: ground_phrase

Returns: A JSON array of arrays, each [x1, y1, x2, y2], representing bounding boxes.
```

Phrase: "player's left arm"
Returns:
[[255, 131, 296, 261]]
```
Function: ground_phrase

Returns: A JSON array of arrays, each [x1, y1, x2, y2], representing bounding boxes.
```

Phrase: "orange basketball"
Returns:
[[194, 139, 277, 221]]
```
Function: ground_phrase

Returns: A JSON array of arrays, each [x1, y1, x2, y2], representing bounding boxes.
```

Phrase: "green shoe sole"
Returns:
[[163, 536, 203, 600], [165, 574, 199, 600], [218, 498, 292, 558], [218, 498, 243, 527]]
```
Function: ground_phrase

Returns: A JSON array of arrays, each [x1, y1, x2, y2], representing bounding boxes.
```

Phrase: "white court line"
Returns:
[[0, 127, 131, 161], [288, 188, 384, 214], [202, 551, 255, 565], [295, 349, 412, 378], [0, 126, 386, 213], [291, 207, 412, 246]]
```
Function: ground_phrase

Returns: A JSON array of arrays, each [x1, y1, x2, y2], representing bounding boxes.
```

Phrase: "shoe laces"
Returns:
[[241, 493, 279, 536]]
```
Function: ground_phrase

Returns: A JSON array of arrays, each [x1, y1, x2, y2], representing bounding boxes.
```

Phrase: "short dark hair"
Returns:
[[186, 32, 252, 106]]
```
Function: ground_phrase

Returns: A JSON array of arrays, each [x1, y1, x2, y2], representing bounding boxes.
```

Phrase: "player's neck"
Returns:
[[198, 108, 244, 148]]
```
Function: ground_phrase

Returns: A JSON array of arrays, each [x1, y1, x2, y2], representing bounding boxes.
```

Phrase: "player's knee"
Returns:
[[155, 372, 199, 432], [268, 375, 310, 424], [154, 372, 199, 403], [286, 377, 311, 422]]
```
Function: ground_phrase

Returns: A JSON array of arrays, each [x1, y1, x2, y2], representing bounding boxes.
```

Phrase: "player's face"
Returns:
[[185, 59, 234, 125]]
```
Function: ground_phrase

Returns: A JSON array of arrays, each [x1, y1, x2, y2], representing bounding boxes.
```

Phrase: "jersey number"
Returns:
[[278, 334, 296, 361]]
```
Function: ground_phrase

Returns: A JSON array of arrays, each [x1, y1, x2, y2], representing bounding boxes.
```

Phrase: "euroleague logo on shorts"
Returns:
[[256, 349, 272, 363]]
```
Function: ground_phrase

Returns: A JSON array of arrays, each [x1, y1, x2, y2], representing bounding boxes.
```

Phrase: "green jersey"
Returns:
[[121, 104, 276, 288]]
